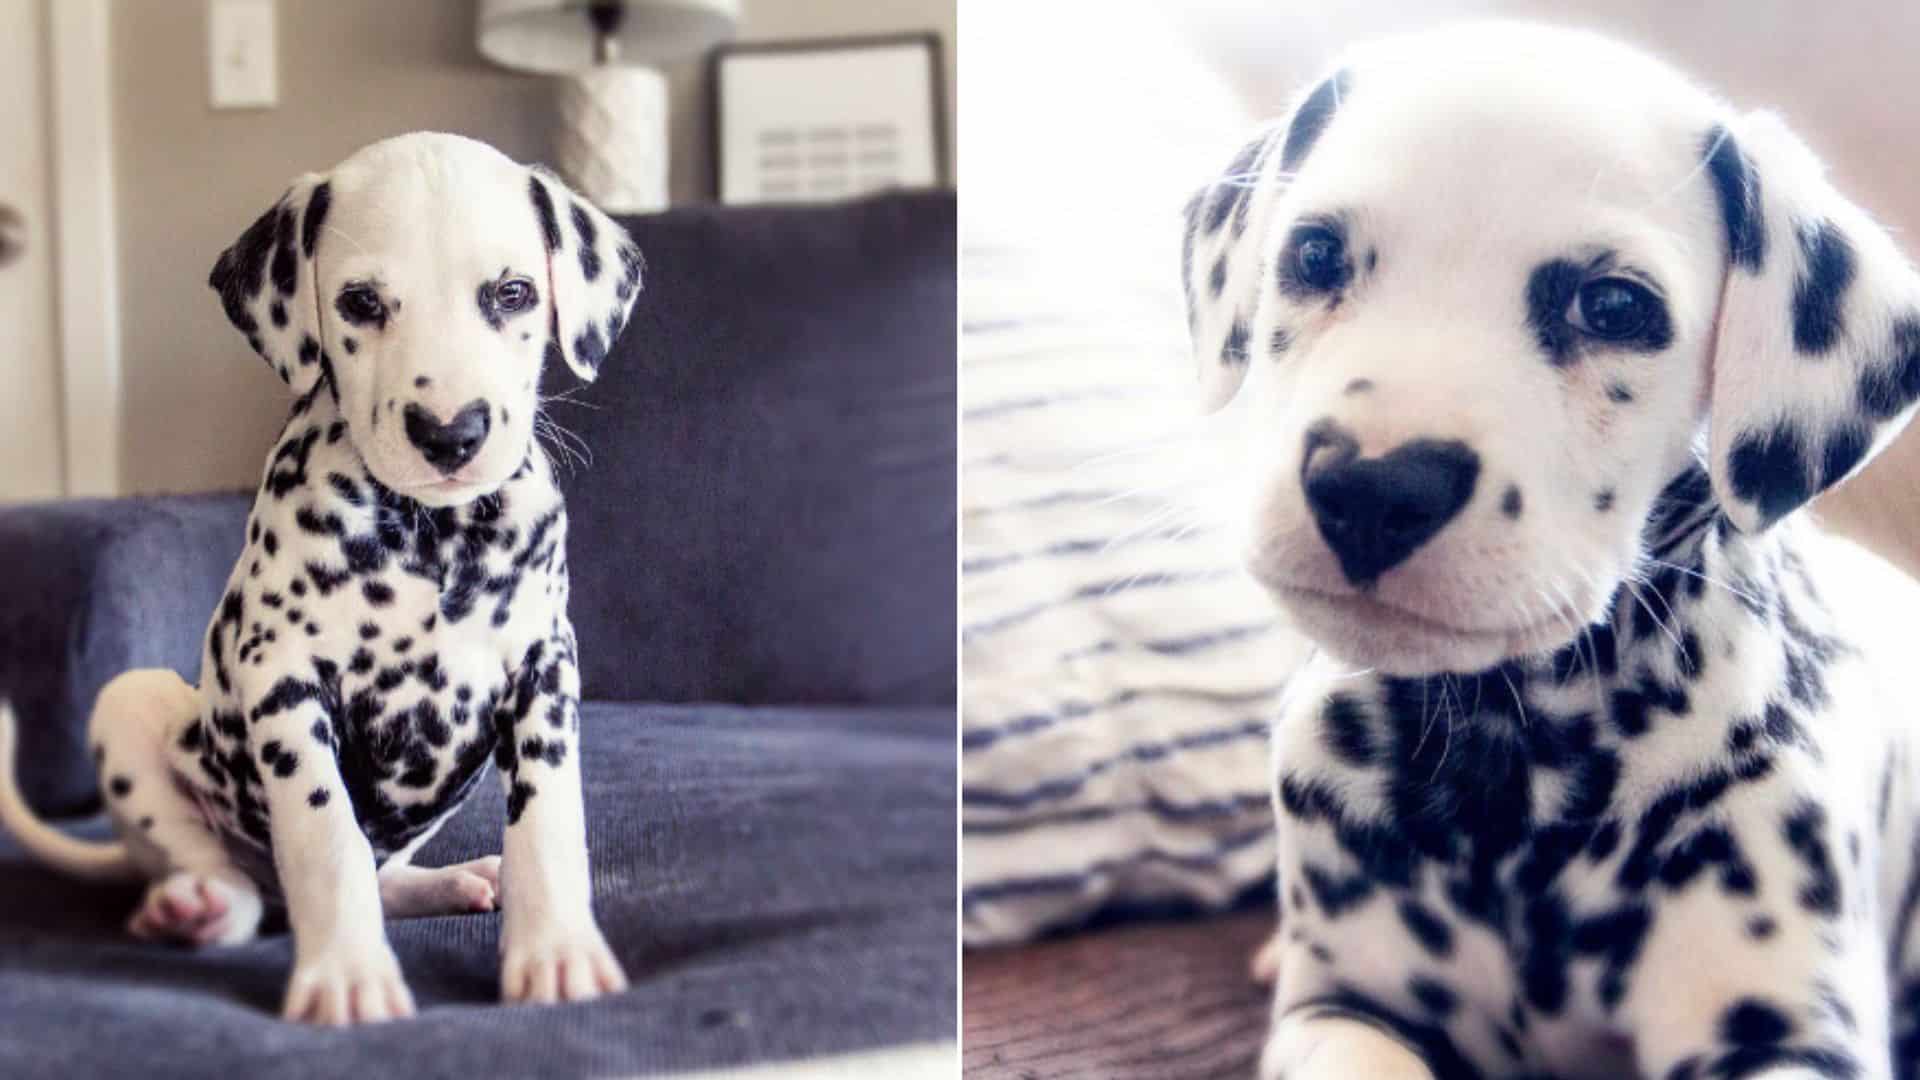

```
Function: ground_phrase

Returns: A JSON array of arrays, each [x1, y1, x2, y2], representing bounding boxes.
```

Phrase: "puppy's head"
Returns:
[[210, 132, 643, 507], [1185, 23, 1920, 675]]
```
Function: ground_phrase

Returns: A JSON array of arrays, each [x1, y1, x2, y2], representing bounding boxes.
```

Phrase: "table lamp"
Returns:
[[478, 0, 739, 213]]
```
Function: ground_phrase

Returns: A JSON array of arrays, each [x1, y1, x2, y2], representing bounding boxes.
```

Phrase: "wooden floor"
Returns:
[[963, 910, 1274, 1079]]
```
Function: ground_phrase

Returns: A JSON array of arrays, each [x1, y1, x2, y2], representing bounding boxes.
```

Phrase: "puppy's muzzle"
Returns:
[[404, 400, 491, 474], [1301, 420, 1480, 587]]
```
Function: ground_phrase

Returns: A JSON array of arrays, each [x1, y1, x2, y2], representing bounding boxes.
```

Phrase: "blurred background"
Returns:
[[960, 3, 1920, 1076], [0, 0, 955, 503]]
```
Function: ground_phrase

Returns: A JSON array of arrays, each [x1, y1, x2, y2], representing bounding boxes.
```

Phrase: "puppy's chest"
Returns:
[[189, 411, 571, 860]]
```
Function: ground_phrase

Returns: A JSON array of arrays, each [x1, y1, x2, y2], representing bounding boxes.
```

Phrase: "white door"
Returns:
[[0, 0, 66, 501]]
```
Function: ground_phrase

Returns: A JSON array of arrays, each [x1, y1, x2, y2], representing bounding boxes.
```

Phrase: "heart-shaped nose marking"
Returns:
[[1301, 422, 1481, 586], [403, 400, 491, 475]]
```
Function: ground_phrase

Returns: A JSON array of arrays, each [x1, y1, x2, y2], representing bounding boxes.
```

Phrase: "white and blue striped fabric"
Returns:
[[960, 242, 1314, 946]]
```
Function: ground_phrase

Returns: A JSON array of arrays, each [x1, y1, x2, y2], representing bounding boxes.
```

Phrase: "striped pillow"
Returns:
[[960, 244, 1313, 946]]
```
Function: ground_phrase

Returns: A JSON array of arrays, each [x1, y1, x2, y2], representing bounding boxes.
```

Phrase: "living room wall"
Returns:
[[109, 0, 957, 496]]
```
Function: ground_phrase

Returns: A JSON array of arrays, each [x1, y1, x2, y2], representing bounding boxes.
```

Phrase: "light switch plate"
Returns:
[[208, 0, 277, 109]]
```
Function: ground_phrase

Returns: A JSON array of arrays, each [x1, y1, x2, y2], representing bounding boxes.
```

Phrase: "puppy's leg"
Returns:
[[369, 812, 499, 919], [377, 857, 501, 919], [93, 670, 263, 947], [1259, 1006, 1436, 1080], [248, 700, 413, 1025], [494, 628, 626, 1004], [1621, 852, 1886, 1080]]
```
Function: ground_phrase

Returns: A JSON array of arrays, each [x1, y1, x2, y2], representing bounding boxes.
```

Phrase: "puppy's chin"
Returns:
[[400, 479, 502, 509], [361, 451, 514, 509], [1268, 584, 1581, 677]]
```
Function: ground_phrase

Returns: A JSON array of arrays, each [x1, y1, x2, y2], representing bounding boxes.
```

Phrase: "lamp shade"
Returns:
[[477, 0, 739, 72]]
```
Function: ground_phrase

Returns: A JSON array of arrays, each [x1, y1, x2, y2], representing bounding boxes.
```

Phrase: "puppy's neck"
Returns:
[[261, 384, 566, 611]]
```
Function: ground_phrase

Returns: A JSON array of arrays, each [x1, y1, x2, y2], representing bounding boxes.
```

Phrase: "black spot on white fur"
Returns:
[[529, 176, 561, 253], [1703, 125, 1766, 274], [1281, 70, 1350, 172], [1792, 218, 1855, 355], [300, 181, 331, 258]]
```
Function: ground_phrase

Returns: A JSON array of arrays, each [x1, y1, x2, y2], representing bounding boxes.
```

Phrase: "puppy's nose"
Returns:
[[404, 400, 491, 474], [1301, 423, 1480, 586]]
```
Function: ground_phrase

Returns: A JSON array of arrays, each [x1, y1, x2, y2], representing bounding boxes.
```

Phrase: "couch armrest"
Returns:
[[0, 492, 248, 814]]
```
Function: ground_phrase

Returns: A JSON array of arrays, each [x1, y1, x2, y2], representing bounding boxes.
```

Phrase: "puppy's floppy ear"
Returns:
[[526, 168, 643, 383], [208, 172, 333, 398], [1706, 112, 1920, 533], [1181, 70, 1349, 412]]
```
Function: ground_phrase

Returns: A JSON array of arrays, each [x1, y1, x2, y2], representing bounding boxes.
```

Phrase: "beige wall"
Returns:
[[111, 0, 956, 496]]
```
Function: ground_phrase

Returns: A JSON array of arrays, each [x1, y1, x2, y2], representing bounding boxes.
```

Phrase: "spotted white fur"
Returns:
[[0, 132, 642, 1024], [1181, 24, 1920, 1080]]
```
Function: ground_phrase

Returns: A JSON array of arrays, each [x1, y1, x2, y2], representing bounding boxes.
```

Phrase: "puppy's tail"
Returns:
[[0, 701, 139, 883]]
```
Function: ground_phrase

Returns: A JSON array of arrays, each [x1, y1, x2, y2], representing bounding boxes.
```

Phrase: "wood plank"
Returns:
[[964, 910, 1273, 1079]]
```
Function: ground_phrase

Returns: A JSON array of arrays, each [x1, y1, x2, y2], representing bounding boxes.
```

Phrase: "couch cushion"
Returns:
[[556, 192, 957, 709], [0, 702, 955, 1078], [0, 493, 249, 815]]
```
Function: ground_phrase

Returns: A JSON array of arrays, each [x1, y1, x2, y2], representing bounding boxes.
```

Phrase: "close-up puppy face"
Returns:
[[211, 133, 642, 507], [1184, 23, 1920, 675]]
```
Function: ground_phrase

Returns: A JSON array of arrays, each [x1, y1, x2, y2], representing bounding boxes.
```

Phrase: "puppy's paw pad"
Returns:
[[501, 923, 627, 1005], [283, 943, 416, 1026], [127, 871, 262, 947]]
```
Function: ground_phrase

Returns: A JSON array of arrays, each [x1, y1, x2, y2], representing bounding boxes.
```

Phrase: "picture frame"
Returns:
[[708, 32, 948, 205]]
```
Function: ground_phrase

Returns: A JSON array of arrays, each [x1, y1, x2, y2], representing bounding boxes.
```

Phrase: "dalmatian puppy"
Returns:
[[0, 131, 642, 1024], [1182, 23, 1920, 1080]]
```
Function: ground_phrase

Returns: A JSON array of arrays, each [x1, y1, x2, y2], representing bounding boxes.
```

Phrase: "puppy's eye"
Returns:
[[336, 285, 387, 325], [1571, 278, 1657, 340], [494, 278, 536, 313], [1288, 225, 1350, 293]]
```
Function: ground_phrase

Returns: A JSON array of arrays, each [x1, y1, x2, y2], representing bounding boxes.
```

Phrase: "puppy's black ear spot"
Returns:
[[1202, 134, 1267, 237], [1222, 319, 1250, 366], [1593, 488, 1615, 512], [530, 176, 562, 253], [1819, 423, 1870, 489], [210, 202, 280, 332], [1856, 315, 1920, 419], [572, 324, 607, 372], [570, 202, 601, 282], [1703, 125, 1766, 274], [1791, 218, 1855, 355], [1727, 422, 1811, 528], [1281, 69, 1351, 172], [300, 181, 331, 258], [270, 204, 298, 297]]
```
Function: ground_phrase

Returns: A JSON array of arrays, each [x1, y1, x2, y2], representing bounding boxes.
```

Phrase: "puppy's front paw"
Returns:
[[1260, 1012, 1435, 1080], [1250, 925, 1284, 985], [501, 921, 628, 1004], [283, 939, 416, 1025]]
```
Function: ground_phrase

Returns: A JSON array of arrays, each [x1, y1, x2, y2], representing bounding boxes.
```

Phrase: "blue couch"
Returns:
[[0, 193, 956, 1078]]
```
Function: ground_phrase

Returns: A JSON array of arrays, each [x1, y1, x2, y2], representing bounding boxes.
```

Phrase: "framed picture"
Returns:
[[709, 33, 947, 205]]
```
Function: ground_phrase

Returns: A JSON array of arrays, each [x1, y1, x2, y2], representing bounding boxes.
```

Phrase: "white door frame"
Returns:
[[47, 0, 119, 497]]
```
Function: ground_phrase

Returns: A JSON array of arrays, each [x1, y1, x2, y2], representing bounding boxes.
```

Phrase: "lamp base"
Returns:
[[555, 66, 668, 214]]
